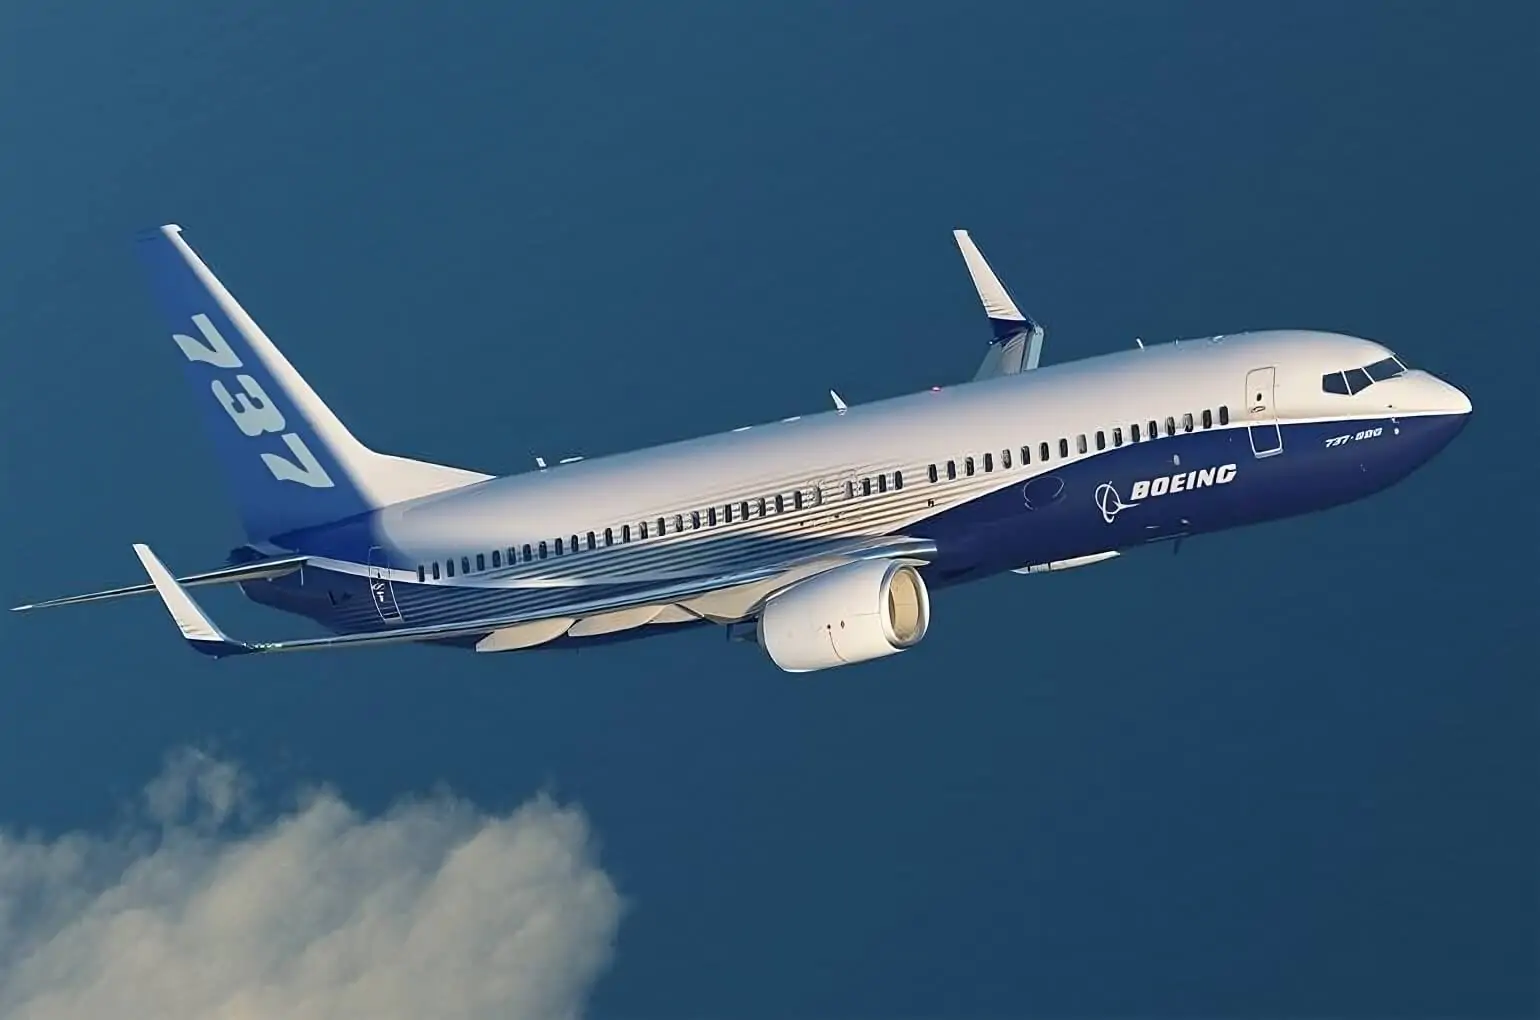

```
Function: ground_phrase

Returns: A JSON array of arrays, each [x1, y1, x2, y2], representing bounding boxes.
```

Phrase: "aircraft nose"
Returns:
[[1431, 376, 1472, 416]]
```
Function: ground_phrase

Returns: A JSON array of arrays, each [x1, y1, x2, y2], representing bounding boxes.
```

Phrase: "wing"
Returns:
[[954, 229, 1046, 380], [132, 536, 937, 657]]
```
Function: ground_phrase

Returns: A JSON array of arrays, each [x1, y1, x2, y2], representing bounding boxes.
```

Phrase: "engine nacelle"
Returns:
[[759, 559, 931, 672]]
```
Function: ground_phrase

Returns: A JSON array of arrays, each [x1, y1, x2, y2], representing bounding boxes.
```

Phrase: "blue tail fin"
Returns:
[[136, 225, 490, 542]]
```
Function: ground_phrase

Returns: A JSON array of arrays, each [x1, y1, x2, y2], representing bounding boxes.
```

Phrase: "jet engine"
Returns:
[[758, 559, 930, 672]]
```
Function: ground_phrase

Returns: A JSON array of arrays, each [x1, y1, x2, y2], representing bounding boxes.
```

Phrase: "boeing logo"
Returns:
[[1095, 463, 1237, 523]]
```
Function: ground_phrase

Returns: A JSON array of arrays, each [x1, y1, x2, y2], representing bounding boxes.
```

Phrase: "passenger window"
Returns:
[[1113, 427, 1123, 447], [1021, 445, 1031, 465], [674, 514, 685, 533], [537, 543, 547, 560], [846, 480, 855, 499], [1164, 416, 1176, 436], [739, 502, 749, 521], [640, 520, 650, 538], [775, 495, 785, 513], [946, 460, 957, 480], [508, 547, 518, 564], [878, 474, 888, 493], [794, 491, 804, 510], [1345, 367, 1372, 394], [418, 565, 426, 582], [1039, 442, 1050, 461], [1182, 413, 1194, 433], [983, 452, 993, 472], [461, 556, 471, 574], [1073, 434, 1085, 454], [965, 456, 975, 476], [1322, 371, 1350, 395], [659, 517, 668, 535], [492, 550, 501, 569], [1002, 448, 1012, 469], [476, 553, 486, 571], [446, 559, 455, 577], [1218, 405, 1230, 425], [1058, 438, 1069, 458], [571, 534, 579, 553], [894, 471, 903, 490], [522, 544, 532, 561], [1131, 422, 1141, 442], [604, 527, 613, 546], [431, 562, 441, 580], [862, 478, 872, 497], [587, 532, 596, 550], [1201, 409, 1213, 429], [692, 511, 701, 529], [756, 498, 767, 517], [723, 504, 733, 524], [708, 507, 717, 526], [622, 525, 631, 542], [927, 464, 938, 483], [1095, 431, 1106, 451], [1148, 419, 1159, 438], [554, 539, 563, 556]]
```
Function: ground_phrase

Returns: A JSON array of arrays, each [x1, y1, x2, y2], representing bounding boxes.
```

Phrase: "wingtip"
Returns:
[[132, 543, 244, 653]]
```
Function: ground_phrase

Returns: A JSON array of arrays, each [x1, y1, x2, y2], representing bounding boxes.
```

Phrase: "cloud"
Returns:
[[0, 750, 622, 1020]]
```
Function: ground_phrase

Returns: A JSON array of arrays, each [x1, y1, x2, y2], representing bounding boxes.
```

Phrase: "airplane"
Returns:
[[12, 225, 1472, 672]]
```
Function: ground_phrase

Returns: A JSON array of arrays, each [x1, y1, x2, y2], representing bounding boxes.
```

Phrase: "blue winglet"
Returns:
[[132, 544, 253, 658]]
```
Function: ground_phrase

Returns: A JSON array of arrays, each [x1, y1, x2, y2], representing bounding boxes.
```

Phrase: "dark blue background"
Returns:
[[2, 3, 1534, 1015]]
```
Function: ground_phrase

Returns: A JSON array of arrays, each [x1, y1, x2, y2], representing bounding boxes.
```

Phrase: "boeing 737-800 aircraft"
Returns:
[[14, 226, 1471, 671]]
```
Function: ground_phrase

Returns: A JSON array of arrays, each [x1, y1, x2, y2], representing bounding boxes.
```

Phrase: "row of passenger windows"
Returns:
[[417, 402, 1232, 582], [418, 484, 824, 581], [1322, 355, 1406, 395], [922, 405, 1231, 483]]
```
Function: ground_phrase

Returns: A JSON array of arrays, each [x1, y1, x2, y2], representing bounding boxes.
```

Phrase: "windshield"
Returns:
[[1322, 354, 1408, 395]]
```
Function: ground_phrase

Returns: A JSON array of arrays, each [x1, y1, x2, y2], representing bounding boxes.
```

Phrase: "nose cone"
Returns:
[[1396, 371, 1472, 416], [1436, 377, 1473, 416]]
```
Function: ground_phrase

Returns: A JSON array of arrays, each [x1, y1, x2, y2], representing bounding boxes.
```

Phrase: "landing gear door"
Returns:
[[1245, 366, 1283, 458], [367, 546, 405, 624]]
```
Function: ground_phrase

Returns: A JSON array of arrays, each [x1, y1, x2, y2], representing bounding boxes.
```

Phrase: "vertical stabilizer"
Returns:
[[136, 225, 490, 542]]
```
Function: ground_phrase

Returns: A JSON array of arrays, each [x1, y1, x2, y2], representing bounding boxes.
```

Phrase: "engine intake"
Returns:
[[759, 559, 930, 672]]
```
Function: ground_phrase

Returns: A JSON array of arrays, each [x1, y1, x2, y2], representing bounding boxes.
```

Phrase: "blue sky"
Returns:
[[1, 3, 1535, 1017]]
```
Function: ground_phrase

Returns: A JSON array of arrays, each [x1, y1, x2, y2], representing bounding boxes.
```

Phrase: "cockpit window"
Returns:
[[1364, 356, 1406, 382], [1323, 354, 1408, 396]]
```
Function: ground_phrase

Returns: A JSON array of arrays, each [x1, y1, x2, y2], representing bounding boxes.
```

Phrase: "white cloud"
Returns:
[[0, 750, 622, 1020]]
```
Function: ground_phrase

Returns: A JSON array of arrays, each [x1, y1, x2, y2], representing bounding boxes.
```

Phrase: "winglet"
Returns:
[[955, 229, 1046, 380], [953, 230, 1036, 338], [132, 544, 251, 657], [830, 390, 848, 413]]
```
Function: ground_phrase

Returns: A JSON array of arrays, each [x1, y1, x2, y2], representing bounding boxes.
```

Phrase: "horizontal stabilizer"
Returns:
[[11, 554, 308, 612]]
